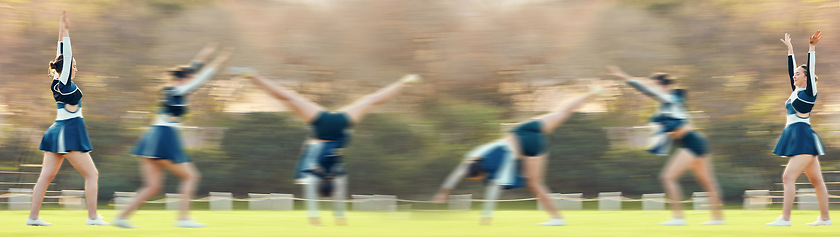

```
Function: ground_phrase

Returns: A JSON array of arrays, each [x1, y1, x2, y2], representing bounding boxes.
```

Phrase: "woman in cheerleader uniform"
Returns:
[[432, 86, 602, 226], [607, 66, 724, 226], [28, 11, 109, 226], [766, 31, 830, 227], [114, 44, 232, 228], [234, 69, 419, 226]]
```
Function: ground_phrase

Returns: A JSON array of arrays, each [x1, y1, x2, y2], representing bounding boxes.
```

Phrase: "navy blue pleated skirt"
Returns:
[[39, 117, 92, 153], [132, 125, 192, 163], [773, 122, 825, 157]]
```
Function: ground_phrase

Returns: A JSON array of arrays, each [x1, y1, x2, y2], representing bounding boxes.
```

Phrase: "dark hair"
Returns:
[[799, 64, 819, 81], [318, 175, 335, 197], [168, 66, 195, 80], [466, 161, 484, 180], [49, 54, 65, 73], [650, 73, 674, 86]]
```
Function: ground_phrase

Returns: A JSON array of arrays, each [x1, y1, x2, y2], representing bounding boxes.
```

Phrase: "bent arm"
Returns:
[[626, 80, 674, 103], [172, 49, 232, 95]]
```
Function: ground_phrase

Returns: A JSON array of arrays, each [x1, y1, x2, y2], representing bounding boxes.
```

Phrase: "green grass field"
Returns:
[[2, 209, 839, 237]]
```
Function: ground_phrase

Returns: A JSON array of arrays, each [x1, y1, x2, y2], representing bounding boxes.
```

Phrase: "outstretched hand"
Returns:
[[810, 30, 822, 46], [780, 33, 792, 47], [431, 192, 448, 204], [606, 65, 630, 79], [400, 74, 422, 84], [61, 11, 69, 31]]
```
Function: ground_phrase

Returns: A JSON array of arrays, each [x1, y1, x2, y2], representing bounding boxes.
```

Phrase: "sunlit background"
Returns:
[[0, 0, 839, 215]]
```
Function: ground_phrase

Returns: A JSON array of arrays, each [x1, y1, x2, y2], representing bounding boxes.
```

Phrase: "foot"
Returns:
[[400, 74, 421, 84], [335, 217, 347, 226], [539, 218, 566, 226], [86, 214, 111, 225], [26, 217, 52, 226], [806, 218, 832, 226], [660, 218, 686, 226], [766, 218, 791, 226], [176, 219, 206, 228], [700, 220, 726, 225], [113, 218, 136, 229]]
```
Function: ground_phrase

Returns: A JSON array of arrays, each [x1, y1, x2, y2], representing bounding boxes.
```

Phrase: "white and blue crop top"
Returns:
[[626, 80, 690, 121], [52, 37, 82, 106]]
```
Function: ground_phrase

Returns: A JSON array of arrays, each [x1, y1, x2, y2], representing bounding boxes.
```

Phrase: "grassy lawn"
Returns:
[[2, 208, 838, 237]]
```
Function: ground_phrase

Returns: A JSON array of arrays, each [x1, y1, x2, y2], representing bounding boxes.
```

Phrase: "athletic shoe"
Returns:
[[660, 218, 686, 226], [26, 217, 52, 226], [766, 218, 791, 226], [113, 218, 136, 229], [176, 220, 206, 228], [86, 214, 110, 225], [806, 219, 832, 226], [539, 218, 566, 226], [700, 220, 726, 225]]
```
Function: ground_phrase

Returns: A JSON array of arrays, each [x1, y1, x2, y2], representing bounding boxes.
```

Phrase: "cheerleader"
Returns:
[[28, 11, 109, 226], [432, 87, 602, 226], [607, 66, 724, 225], [113, 44, 233, 228], [766, 31, 830, 226], [235, 69, 419, 226]]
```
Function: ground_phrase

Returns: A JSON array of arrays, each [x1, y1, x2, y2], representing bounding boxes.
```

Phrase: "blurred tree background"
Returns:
[[0, 0, 838, 202]]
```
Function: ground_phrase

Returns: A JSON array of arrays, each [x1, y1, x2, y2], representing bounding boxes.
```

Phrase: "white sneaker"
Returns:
[[86, 214, 110, 226], [26, 217, 52, 226], [113, 218, 136, 229], [176, 219, 206, 228], [660, 218, 686, 226], [766, 218, 791, 226], [700, 220, 726, 225], [806, 218, 832, 226], [539, 218, 566, 226]]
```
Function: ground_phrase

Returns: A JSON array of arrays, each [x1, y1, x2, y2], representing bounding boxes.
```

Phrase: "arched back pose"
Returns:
[[432, 87, 602, 226], [237, 71, 420, 226], [114, 44, 232, 228], [766, 31, 830, 227], [607, 66, 724, 226], [28, 11, 109, 226]]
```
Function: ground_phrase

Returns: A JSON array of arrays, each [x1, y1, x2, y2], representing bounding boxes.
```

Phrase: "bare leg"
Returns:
[[659, 149, 695, 219], [28, 152, 65, 220], [523, 154, 562, 220], [247, 75, 325, 122], [339, 75, 417, 124], [690, 155, 724, 221], [803, 156, 830, 221], [780, 155, 814, 221], [302, 174, 322, 226], [64, 151, 100, 219], [333, 175, 348, 225], [534, 91, 598, 133], [162, 161, 201, 221], [118, 158, 165, 219]]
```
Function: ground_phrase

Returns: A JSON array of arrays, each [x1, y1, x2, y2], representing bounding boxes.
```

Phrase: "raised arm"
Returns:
[[805, 31, 821, 97], [781, 33, 796, 91], [56, 12, 73, 85], [187, 42, 219, 72], [606, 65, 674, 103], [171, 48, 233, 96]]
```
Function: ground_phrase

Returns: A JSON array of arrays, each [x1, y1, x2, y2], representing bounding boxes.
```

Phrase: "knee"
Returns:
[[145, 184, 163, 195], [85, 169, 100, 180], [185, 170, 201, 182], [781, 173, 798, 184], [807, 175, 825, 185]]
